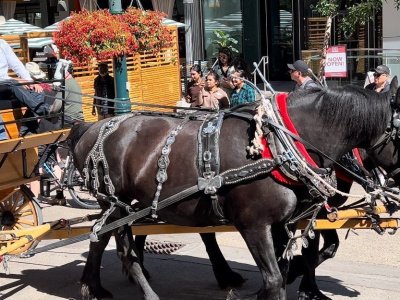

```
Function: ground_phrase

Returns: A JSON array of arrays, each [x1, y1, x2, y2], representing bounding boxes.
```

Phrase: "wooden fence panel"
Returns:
[[73, 28, 181, 121]]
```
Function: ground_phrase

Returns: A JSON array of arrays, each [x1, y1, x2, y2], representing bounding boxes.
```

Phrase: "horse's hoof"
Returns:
[[81, 283, 113, 300], [226, 289, 242, 300], [298, 290, 331, 300], [217, 271, 246, 289]]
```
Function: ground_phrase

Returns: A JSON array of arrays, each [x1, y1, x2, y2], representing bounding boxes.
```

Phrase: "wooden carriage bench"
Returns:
[[0, 99, 69, 190]]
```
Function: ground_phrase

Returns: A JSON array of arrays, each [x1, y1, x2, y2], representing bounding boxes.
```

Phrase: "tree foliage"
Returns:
[[316, 0, 400, 35]]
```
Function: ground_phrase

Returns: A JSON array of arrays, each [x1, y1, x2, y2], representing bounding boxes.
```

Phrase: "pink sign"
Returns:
[[325, 45, 347, 78]]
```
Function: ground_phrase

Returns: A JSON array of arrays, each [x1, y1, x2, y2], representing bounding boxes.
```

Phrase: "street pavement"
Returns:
[[1, 184, 400, 300]]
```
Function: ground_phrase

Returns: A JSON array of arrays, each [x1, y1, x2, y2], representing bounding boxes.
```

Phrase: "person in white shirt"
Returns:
[[0, 15, 61, 139], [0, 34, 62, 138]]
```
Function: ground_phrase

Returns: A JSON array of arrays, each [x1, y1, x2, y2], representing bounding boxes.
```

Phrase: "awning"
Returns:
[[0, 18, 43, 34], [28, 37, 54, 49]]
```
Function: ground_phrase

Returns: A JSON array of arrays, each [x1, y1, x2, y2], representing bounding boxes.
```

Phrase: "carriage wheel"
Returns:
[[0, 185, 43, 255]]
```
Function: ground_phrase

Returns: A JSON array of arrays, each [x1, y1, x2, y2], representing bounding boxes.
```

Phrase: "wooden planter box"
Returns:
[[3, 28, 181, 122], [72, 28, 181, 122]]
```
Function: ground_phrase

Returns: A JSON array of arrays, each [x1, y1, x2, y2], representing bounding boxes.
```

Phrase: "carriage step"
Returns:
[[144, 240, 185, 255]]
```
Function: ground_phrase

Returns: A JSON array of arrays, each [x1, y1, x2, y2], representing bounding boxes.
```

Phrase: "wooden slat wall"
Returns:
[[306, 17, 327, 50], [73, 28, 181, 121]]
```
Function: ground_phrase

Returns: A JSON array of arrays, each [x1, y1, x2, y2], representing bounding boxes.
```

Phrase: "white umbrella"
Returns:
[[0, 18, 43, 34], [42, 17, 70, 32], [162, 18, 187, 28]]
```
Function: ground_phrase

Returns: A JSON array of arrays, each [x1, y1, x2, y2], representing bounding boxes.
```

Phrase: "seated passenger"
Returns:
[[0, 38, 62, 118]]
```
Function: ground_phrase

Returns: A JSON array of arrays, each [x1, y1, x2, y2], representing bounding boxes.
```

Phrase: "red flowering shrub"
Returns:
[[53, 8, 173, 64], [119, 8, 174, 52]]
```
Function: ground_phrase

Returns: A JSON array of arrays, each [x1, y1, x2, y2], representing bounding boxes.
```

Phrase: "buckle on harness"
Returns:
[[198, 175, 222, 194]]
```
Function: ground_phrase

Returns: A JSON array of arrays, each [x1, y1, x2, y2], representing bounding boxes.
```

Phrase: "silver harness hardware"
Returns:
[[151, 116, 190, 219], [82, 114, 134, 242]]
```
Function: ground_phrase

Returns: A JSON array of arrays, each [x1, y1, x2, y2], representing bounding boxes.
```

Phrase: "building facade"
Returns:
[[4, 0, 399, 81], [196, 0, 388, 81]]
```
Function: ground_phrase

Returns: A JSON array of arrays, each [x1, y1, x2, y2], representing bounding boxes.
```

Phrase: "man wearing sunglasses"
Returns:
[[365, 65, 391, 93], [287, 60, 319, 91]]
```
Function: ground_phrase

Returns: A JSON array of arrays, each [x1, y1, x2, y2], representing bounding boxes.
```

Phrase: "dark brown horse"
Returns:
[[69, 79, 399, 300]]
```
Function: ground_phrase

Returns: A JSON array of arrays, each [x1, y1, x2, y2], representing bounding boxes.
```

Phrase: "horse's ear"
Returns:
[[389, 76, 400, 106], [390, 76, 398, 94], [396, 85, 400, 108]]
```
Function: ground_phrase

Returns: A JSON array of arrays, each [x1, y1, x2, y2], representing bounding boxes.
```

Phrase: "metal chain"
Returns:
[[83, 114, 133, 195], [151, 117, 190, 218]]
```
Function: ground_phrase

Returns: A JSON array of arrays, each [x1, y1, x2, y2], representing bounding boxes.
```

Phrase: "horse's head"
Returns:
[[363, 76, 400, 185], [287, 82, 395, 168]]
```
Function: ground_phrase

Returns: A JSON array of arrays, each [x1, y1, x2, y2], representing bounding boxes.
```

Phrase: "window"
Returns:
[[202, 0, 242, 59]]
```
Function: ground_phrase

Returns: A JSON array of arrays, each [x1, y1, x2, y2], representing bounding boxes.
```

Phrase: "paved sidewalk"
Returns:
[[1, 229, 400, 299], [1, 183, 400, 299]]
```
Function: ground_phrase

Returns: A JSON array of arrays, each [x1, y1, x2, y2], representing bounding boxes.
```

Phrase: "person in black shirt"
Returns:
[[92, 63, 115, 120]]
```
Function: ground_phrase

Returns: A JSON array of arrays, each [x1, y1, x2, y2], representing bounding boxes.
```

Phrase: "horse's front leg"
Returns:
[[134, 234, 151, 279], [200, 232, 245, 288], [286, 229, 338, 299], [297, 232, 332, 300], [236, 225, 285, 300], [115, 225, 159, 300], [81, 230, 114, 300], [318, 229, 339, 266]]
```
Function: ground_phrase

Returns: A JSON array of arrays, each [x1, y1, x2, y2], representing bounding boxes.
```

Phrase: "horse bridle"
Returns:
[[367, 96, 400, 181]]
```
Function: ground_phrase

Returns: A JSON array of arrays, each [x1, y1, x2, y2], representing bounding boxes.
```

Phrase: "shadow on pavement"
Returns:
[[316, 275, 361, 298], [1, 249, 359, 300]]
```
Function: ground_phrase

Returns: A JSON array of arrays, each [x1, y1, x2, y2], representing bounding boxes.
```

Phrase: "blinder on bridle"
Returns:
[[367, 92, 400, 183]]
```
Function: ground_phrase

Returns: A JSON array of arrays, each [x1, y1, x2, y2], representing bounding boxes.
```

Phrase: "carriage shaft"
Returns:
[[37, 218, 399, 241]]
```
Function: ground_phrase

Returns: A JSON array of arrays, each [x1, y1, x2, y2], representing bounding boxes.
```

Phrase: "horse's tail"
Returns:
[[67, 122, 94, 151]]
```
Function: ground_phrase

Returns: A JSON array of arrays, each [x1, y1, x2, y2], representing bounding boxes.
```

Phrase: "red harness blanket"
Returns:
[[261, 93, 362, 185]]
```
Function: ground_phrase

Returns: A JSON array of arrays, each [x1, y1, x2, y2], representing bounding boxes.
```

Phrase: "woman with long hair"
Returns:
[[212, 47, 235, 96]]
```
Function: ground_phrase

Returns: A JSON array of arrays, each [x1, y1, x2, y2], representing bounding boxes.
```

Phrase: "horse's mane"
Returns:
[[228, 100, 260, 114], [289, 85, 391, 143]]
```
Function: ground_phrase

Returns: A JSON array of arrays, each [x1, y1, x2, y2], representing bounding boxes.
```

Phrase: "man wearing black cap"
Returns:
[[365, 65, 391, 93], [287, 60, 319, 91]]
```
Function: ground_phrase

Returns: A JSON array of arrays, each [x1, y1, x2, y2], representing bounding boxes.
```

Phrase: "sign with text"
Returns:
[[325, 45, 347, 77]]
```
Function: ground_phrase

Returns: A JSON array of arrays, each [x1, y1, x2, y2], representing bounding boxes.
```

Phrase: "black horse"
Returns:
[[69, 79, 399, 300], [135, 77, 400, 300]]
